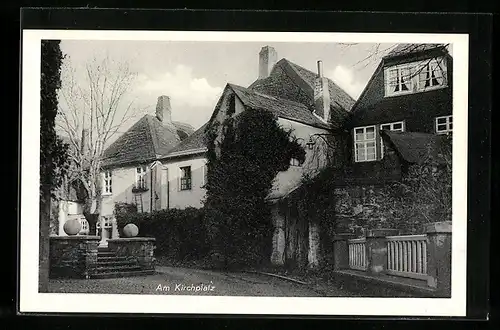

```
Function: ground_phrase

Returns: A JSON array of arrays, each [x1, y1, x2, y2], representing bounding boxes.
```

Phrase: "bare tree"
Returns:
[[56, 54, 147, 229]]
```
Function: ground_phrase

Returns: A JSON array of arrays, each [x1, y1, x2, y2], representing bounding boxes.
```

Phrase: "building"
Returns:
[[98, 96, 195, 240], [345, 43, 453, 181]]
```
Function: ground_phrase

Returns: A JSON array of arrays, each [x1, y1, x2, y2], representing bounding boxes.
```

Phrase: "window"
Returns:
[[135, 166, 147, 189], [102, 170, 112, 194], [354, 126, 377, 162], [418, 58, 446, 89], [79, 217, 89, 234], [380, 121, 405, 158], [180, 166, 192, 191], [435, 115, 453, 134], [290, 158, 301, 167], [385, 57, 447, 97], [96, 216, 113, 229], [387, 64, 413, 95]]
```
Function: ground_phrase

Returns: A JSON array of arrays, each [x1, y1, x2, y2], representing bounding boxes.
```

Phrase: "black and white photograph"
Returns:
[[21, 27, 469, 316]]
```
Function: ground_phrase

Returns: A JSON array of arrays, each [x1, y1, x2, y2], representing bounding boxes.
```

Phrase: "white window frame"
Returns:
[[385, 56, 448, 97], [290, 158, 301, 167], [380, 121, 405, 159], [435, 115, 453, 134], [417, 58, 448, 91], [135, 165, 147, 190], [102, 170, 112, 195], [354, 125, 377, 163]]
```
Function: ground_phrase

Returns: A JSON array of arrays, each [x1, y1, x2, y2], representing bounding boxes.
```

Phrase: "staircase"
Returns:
[[90, 247, 155, 279]]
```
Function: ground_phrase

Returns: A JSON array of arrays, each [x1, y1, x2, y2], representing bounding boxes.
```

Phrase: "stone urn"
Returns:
[[63, 219, 82, 236], [123, 223, 139, 237]]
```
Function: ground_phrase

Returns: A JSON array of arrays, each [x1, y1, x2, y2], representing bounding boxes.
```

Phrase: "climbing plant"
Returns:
[[203, 107, 305, 269]]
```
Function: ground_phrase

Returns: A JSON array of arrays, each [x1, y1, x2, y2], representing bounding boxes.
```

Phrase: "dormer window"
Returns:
[[385, 57, 447, 97]]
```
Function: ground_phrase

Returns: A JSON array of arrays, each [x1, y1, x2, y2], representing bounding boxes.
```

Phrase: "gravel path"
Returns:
[[47, 266, 328, 296]]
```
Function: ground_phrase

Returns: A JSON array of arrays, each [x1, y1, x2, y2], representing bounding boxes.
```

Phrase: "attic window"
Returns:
[[384, 56, 447, 97]]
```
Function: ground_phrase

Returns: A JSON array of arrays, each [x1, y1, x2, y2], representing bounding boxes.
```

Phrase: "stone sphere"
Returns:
[[123, 223, 139, 237], [63, 219, 82, 236]]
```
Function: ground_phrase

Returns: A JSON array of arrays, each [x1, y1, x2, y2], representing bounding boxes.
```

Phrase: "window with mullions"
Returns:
[[180, 166, 192, 191], [435, 115, 453, 134], [354, 126, 376, 162]]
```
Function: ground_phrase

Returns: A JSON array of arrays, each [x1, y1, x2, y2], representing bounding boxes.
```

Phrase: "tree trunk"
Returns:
[[39, 184, 51, 292]]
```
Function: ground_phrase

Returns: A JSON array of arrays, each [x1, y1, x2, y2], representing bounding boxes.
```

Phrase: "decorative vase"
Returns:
[[123, 223, 139, 237], [63, 219, 82, 236]]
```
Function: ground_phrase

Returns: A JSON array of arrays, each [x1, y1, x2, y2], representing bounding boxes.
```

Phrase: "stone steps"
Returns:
[[89, 248, 153, 279]]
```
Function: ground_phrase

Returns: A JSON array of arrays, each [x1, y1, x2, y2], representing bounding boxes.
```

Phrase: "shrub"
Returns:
[[114, 204, 209, 262]]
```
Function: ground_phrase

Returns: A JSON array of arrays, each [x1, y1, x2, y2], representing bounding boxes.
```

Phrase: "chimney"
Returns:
[[156, 95, 172, 123], [259, 46, 278, 79], [314, 60, 331, 122]]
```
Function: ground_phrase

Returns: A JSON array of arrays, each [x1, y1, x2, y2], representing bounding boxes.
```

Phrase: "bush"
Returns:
[[114, 204, 210, 262]]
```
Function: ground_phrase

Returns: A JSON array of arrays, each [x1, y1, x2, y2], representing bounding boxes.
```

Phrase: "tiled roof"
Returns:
[[285, 60, 356, 112], [229, 83, 331, 129], [249, 59, 356, 114], [161, 122, 209, 157], [384, 43, 446, 59], [101, 115, 193, 167], [382, 131, 449, 165]]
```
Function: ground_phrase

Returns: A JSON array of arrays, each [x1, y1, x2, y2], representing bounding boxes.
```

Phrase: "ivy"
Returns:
[[203, 108, 305, 269], [40, 40, 69, 197]]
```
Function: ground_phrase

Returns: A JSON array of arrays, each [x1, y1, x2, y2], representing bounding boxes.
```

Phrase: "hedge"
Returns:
[[114, 203, 210, 262]]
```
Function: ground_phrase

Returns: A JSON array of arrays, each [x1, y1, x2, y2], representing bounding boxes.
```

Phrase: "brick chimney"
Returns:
[[259, 46, 278, 79], [314, 60, 331, 122], [156, 95, 172, 123]]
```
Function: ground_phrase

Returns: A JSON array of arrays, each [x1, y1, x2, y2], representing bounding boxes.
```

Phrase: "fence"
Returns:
[[386, 235, 427, 280], [335, 222, 452, 297], [348, 238, 367, 271]]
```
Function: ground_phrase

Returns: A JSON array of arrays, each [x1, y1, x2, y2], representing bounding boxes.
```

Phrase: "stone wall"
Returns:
[[49, 236, 100, 279], [107, 237, 156, 270]]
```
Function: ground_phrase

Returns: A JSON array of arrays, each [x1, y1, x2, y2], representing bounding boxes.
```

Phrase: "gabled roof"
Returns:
[[161, 122, 209, 158], [382, 131, 450, 165], [101, 115, 192, 168], [229, 83, 331, 129], [384, 43, 447, 59], [248, 58, 355, 111]]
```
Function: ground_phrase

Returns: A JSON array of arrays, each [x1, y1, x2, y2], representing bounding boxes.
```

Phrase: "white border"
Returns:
[[20, 30, 469, 316]]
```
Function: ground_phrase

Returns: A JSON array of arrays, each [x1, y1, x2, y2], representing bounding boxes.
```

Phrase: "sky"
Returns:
[[58, 40, 398, 145]]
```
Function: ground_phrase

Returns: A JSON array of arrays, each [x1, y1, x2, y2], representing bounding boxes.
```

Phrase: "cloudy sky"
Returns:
[[58, 40, 398, 144]]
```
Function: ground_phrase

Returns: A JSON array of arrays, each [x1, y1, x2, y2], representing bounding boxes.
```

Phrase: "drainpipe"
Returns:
[[150, 167, 153, 213]]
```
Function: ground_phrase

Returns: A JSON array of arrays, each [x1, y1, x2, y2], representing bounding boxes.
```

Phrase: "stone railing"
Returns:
[[334, 221, 452, 297], [49, 235, 100, 279], [107, 237, 156, 271]]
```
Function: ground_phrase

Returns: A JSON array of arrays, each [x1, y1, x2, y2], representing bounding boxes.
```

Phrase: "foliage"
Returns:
[[40, 40, 70, 196], [297, 135, 453, 237], [203, 108, 305, 269], [114, 204, 209, 262]]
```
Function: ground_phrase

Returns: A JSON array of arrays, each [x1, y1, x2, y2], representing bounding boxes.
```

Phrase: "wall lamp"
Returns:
[[305, 133, 336, 150]]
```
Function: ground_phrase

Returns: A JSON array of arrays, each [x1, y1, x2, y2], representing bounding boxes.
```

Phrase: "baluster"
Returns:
[[416, 241, 422, 273], [422, 241, 427, 274], [412, 241, 417, 273], [401, 241, 408, 272]]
